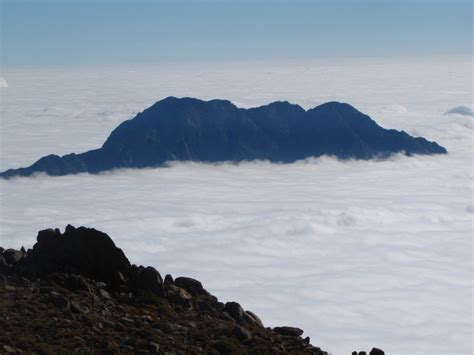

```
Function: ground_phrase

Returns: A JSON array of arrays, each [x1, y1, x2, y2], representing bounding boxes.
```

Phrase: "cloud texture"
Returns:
[[0, 56, 472, 354]]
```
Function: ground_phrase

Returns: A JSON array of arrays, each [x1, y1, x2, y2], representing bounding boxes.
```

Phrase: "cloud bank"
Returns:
[[0, 56, 472, 354]]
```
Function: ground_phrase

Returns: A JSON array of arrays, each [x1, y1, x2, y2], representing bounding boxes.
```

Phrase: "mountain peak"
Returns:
[[0, 97, 447, 178], [311, 101, 359, 112]]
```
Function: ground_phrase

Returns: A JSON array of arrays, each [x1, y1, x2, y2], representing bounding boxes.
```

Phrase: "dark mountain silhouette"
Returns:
[[0, 97, 447, 178]]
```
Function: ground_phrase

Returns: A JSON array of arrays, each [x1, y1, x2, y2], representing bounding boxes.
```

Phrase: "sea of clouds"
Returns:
[[0, 56, 472, 354]]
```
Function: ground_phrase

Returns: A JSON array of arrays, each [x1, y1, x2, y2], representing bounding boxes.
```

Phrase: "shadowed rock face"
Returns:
[[25, 225, 131, 285], [0, 97, 447, 178]]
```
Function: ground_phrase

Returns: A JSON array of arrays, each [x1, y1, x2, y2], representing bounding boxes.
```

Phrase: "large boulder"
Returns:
[[0, 254, 8, 268], [3, 249, 23, 265], [29, 225, 131, 284], [174, 277, 208, 296], [136, 266, 164, 295], [370, 348, 385, 355], [273, 326, 304, 337], [244, 310, 264, 327], [166, 285, 193, 307], [224, 301, 245, 322]]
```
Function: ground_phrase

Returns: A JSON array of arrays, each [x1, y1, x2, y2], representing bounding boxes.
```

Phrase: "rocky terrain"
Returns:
[[0, 97, 446, 178], [0, 225, 384, 354]]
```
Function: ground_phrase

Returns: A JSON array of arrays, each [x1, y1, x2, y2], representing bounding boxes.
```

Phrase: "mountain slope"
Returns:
[[0, 97, 447, 178], [0, 225, 330, 354]]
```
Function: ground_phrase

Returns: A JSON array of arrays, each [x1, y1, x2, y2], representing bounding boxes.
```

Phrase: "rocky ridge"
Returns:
[[0, 97, 446, 178], [0, 226, 384, 354]]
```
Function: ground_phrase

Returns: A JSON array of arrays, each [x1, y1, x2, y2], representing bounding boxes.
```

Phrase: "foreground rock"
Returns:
[[0, 97, 446, 178], [0, 226, 331, 354]]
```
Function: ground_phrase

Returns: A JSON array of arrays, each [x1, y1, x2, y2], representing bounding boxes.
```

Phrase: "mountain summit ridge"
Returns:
[[0, 97, 447, 178]]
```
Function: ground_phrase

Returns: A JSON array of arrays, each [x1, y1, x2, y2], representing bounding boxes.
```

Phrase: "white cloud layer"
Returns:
[[0, 56, 472, 354]]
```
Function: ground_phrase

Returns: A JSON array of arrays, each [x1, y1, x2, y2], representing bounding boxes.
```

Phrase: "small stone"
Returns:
[[119, 317, 135, 326], [3, 345, 17, 353], [148, 342, 160, 353], [141, 315, 154, 322], [50, 295, 70, 309], [70, 301, 89, 314], [99, 289, 112, 299], [114, 322, 126, 331], [273, 326, 304, 337], [167, 322, 188, 333], [64, 274, 92, 293]]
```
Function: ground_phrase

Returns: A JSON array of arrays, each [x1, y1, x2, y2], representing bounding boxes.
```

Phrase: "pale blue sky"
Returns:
[[1, 0, 472, 68]]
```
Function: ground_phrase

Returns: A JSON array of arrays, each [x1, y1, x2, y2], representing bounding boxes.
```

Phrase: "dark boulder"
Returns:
[[166, 285, 193, 307], [224, 301, 245, 322], [4, 249, 23, 265], [370, 348, 385, 355], [28, 225, 131, 284], [50, 294, 70, 310], [234, 325, 252, 342], [70, 301, 90, 314], [213, 340, 241, 354], [273, 326, 304, 337], [0, 254, 8, 268], [164, 274, 174, 286], [244, 310, 264, 327], [174, 277, 208, 296], [136, 266, 164, 296], [62, 274, 93, 293]]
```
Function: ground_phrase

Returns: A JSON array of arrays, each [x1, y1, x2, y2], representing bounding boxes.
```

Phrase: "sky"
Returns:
[[1, 0, 473, 68]]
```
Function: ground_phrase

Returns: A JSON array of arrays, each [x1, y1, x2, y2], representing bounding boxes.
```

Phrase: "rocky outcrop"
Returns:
[[0, 97, 447, 178], [0, 226, 337, 354], [352, 349, 385, 355], [26, 225, 131, 285]]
